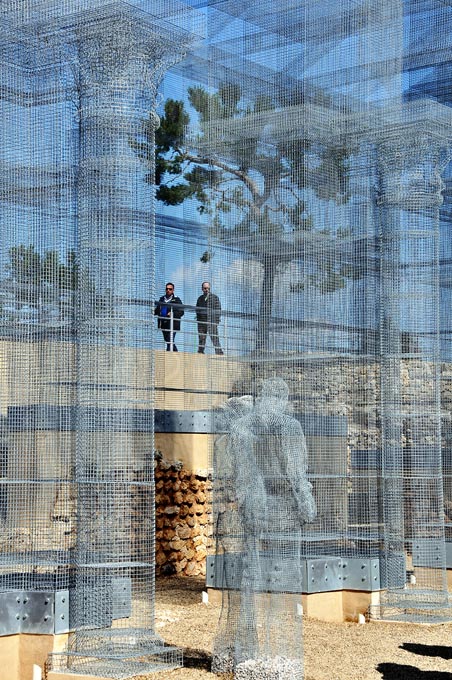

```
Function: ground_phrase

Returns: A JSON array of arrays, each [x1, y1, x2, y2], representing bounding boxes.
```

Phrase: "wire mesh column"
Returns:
[[45, 5, 202, 677], [376, 125, 452, 621], [0, 13, 78, 614]]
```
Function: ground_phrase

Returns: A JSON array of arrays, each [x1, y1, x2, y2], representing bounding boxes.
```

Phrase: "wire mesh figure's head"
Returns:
[[219, 395, 254, 429], [255, 377, 291, 415]]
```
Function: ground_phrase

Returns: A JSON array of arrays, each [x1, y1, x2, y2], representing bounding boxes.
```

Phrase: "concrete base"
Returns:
[[0, 633, 68, 680], [155, 432, 211, 470], [154, 350, 244, 410], [207, 587, 382, 623], [447, 569, 452, 592]]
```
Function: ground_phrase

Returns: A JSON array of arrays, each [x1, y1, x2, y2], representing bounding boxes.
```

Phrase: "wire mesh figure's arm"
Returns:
[[229, 421, 268, 533], [278, 417, 317, 524]]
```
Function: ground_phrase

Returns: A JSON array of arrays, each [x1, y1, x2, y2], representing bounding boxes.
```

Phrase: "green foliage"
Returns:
[[340, 263, 365, 280], [156, 99, 189, 152], [156, 182, 197, 206], [8, 245, 79, 298], [187, 84, 243, 122], [313, 145, 352, 203], [253, 94, 275, 113], [3, 245, 117, 326], [8, 244, 41, 287], [289, 204, 313, 232], [318, 270, 347, 294]]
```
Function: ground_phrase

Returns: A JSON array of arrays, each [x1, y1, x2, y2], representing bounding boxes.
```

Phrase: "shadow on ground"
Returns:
[[377, 663, 452, 679], [181, 647, 212, 671], [400, 643, 452, 660]]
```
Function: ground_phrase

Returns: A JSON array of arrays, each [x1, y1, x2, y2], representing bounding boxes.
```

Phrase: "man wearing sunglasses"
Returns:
[[154, 282, 184, 351]]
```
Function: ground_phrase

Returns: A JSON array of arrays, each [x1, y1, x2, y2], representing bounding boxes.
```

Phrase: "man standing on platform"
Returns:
[[196, 281, 223, 355], [154, 282, 184, 351]]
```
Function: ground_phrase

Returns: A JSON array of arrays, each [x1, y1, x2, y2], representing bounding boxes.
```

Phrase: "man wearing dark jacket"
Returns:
[[154, 282, 184, 351], [196, 281, 223, 355]]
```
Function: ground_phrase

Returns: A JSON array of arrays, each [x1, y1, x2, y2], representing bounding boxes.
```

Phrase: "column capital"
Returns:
[[75, 15, 191, 97], [376, 129, 451, 209]]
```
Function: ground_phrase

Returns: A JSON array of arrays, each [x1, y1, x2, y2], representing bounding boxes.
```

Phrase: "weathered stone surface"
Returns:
[[185, 561, 202, 576], [175, 559, 188, 573], [173, 491, 185, 505], [175, 524, 191, 539], [179, 504, 190, 517], [153, 457, 213, 577], [184, 491, 197, 505], [162, 528, 176, 541], [193, 535, 206, 547], [164, 506, 179, 515], [156, 550, 167, 566], [164, 516, 177, 527], [196, 545, 207, 562]]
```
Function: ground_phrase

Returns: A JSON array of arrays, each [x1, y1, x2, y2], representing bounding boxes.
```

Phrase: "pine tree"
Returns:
[[132, 84, 359, 350]]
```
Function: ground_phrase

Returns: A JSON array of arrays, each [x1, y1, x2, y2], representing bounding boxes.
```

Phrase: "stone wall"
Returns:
[[151, 358, 452, 575], [154, 454, 213, 577]]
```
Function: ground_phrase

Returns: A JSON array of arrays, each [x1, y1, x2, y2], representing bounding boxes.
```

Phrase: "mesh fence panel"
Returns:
[[166, 0, 452, 648], [0, 1, 203, 677], [2, 1, 452, 679]]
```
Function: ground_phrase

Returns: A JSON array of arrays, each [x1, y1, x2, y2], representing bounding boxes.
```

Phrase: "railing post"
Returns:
[[169, 308, 174, 352]]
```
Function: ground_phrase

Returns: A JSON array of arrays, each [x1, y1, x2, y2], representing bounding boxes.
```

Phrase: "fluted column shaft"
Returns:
[[377, 130, 450, 607]]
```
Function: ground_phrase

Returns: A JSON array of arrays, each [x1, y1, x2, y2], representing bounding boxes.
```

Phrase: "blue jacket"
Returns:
[[154, 295, 184, 330]]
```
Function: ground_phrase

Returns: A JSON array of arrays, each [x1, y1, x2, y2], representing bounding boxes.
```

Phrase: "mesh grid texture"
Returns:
[[2, 1, 452, 679]]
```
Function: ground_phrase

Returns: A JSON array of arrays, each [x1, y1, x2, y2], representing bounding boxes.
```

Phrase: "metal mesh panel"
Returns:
[[211, 381, 313, 678], [2, 1, 452, 678], [153, 0, 452, 650], [0, 1, 203, 677]]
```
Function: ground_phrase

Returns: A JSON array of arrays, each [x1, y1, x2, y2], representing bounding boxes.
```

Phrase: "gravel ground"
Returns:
[[154, 576, 452, 680]]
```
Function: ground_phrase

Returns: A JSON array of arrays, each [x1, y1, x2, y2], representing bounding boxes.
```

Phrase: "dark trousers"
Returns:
[[162, 330, 178, 351], [198, 322, 223, 354]]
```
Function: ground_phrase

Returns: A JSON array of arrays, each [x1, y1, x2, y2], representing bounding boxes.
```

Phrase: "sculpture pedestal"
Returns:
[[0, 633, 68, 680]]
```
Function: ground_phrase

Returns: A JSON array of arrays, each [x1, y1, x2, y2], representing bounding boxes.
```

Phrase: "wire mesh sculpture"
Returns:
[[193, 0, 452, 625], [212, 378, 316, 679], [2, 6, 452, 680], [0, 1, 203, 677]]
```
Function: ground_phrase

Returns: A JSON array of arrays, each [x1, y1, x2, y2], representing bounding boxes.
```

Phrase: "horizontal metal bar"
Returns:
[[206, 554, 383, 593], [8, 405, 153, 433], [0, 578, 132, 636], [7, 406, 347, 435]]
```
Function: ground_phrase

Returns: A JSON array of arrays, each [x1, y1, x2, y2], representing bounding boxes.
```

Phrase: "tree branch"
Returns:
[[177, 148, 264, 206]]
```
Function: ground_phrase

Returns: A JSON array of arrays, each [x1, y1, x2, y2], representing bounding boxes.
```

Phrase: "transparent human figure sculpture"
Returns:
[[212, 378, 316, 679]]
